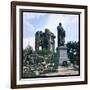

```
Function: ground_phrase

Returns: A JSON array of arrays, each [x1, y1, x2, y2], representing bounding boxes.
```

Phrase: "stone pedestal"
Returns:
[[57, 45, 69, 65]]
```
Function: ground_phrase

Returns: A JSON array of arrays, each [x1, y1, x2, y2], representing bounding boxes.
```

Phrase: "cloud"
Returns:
[[23, 13, 35, 38], [23, 12, 48, 49], [23, 12, 46, 20], [23, 12, 48, 38], [62, 15, 79, 43]]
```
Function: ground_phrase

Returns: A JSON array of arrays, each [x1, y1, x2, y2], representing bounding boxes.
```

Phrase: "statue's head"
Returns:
[[59, 22, 62, 26]]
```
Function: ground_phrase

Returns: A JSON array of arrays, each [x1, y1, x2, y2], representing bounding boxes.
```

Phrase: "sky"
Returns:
[[23, 12, 79, 50]]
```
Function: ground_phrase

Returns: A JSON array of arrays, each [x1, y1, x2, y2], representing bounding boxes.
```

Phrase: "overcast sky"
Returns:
[[23, 12, 79, 50]]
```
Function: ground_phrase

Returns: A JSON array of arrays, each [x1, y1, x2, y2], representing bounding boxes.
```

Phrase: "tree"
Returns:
[[67, 41, 80, 66], [23, 45, 58, 78], [23, 45, 33, 66]]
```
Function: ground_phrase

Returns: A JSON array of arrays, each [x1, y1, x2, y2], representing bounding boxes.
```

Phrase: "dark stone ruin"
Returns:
[[35, 28, 56, 52]]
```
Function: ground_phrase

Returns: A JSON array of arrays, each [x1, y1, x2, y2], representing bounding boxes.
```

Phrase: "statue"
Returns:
[[57, 22, 65, 46]]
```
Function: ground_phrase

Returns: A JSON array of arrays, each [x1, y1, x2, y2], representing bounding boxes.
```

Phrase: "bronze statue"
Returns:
[[57, 22, 65, 46]]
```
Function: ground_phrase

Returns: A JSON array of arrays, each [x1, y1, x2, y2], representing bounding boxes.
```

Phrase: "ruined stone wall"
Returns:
[[35, 29, 55, 52]]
